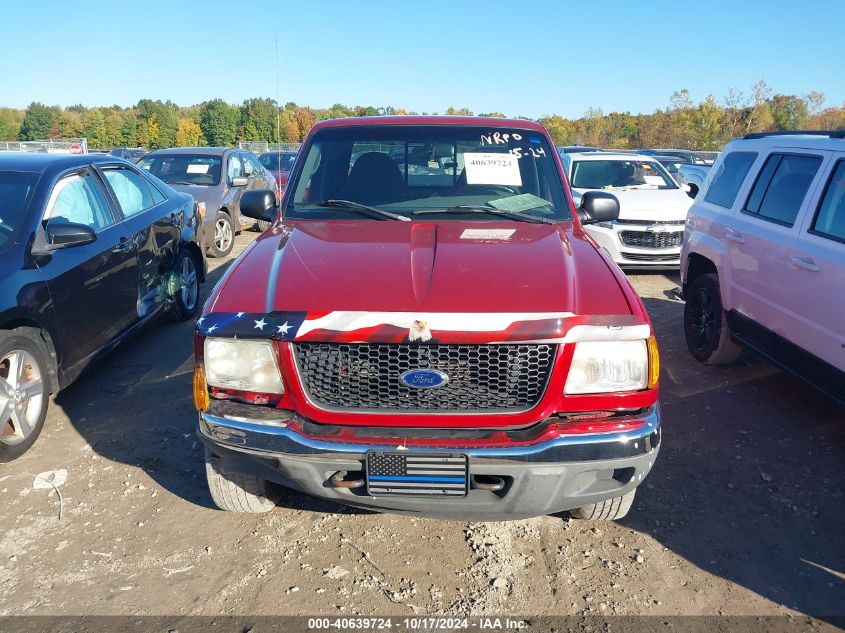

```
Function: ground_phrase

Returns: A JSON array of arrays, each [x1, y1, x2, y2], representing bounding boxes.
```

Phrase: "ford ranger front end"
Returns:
[[193, 117, 661, 521]]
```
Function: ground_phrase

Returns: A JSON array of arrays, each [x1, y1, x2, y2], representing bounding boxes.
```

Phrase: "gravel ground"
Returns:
[[1, 231, 843, 622]]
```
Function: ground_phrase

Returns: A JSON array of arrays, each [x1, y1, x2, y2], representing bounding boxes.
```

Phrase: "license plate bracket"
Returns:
[[365, 451, 469, 497]]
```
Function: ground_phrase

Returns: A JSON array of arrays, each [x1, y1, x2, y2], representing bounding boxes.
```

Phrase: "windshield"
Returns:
[[0, 171, 39, 253], [287, 125, 570, 221], [259, 152, 296, 171], [138, 154, 222, 186], [570, 159, 677, 190]]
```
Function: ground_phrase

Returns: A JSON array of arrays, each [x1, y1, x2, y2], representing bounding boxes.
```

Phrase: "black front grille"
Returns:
[[293, 343, 555, 413], [619, 230, 684, 248], [620, 251, 680, 262]]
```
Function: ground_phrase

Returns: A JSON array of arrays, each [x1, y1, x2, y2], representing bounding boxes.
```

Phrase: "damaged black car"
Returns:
[[0, 152, 206, 461]]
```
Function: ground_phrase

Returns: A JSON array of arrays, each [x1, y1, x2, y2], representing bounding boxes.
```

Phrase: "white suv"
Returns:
[[561, 152, 694, 268], [680, 131, 845, 404]]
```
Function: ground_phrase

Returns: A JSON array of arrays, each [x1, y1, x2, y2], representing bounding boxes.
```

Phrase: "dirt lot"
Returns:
[[1, 231, 843, 622]]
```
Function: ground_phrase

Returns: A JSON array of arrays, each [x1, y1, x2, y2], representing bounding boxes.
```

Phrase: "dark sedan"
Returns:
[[0, 153, 206, 461]]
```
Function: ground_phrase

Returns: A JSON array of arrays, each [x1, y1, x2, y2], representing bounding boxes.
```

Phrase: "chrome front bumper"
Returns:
[[198, 406, 661, 519]]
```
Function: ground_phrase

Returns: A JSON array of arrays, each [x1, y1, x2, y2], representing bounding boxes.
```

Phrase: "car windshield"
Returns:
[[570, 159, 677, 190], [0, 171, 40, 253], [259, 152, 296, 171], [286, 125, 570, 221], [138, 154, 222, 186]]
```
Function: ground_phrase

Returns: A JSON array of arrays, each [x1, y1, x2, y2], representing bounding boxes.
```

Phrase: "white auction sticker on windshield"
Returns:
[[186, 164, 210, 174], [463, 153, 522, 186], [460, 228, 516, 241]]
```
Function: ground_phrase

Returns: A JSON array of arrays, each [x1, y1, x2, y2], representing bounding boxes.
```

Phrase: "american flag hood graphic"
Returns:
[[195, 310, 650, 344]]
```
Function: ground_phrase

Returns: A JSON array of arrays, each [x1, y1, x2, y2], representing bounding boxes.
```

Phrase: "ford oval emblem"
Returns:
[[399, 369, 449, 389]]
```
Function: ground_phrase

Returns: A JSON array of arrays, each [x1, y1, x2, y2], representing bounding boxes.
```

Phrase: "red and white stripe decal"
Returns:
[[293, 311, 649, 344]]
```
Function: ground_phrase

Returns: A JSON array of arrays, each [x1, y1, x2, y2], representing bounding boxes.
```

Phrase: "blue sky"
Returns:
[[1, 0, 843, 117]]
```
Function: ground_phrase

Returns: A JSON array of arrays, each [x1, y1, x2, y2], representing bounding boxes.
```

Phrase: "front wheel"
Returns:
[[570, 489, 636, 521], [683, 273, 742, 365], [205, 448, 275, 512], [208, 211, 234, 258], [169, 249, 201, 321], [0, 330, 50, 462]]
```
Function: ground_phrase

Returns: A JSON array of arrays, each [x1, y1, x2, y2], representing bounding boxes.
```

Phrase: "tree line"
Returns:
[[0, 81, 842, 151]]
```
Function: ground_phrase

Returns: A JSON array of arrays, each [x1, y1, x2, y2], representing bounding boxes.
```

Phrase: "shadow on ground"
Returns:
[[628, 293, 845, 617]]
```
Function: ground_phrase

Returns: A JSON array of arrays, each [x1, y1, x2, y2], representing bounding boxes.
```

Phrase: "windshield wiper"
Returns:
[[319, 199, 411, 221], [167, 180, 202, 186], [410, 205, 555, 225]]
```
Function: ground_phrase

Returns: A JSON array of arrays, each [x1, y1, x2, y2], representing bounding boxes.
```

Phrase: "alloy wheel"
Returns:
[[214, 218, 232, 253], [686, 286, 717, 353], [179, 256, 198, 310], [0, 350, 44, 446]]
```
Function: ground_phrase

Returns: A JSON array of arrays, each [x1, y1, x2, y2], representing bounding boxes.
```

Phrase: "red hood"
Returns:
[[210, 220, 631, 317]]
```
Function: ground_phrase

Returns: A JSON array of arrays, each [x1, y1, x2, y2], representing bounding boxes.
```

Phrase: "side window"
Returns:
[[44, 172, 114, 231], [227, 154, 243, 182], [811, 160, 845, 242], [703, 151, 757, 208], [243, 153, 262, 178], [102, 167, 159, 218], [743, 154, 822, 227]]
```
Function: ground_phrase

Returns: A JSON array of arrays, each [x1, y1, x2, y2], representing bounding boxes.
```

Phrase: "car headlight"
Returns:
[[564, 339, 649, 394], [204, 338, 284, 394]]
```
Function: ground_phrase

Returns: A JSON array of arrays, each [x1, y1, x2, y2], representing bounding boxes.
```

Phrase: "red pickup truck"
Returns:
[[193, 116, 661, 520]]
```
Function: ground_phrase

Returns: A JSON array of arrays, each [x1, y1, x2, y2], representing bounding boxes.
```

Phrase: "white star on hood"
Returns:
[[254, 318, 268, 331], [277, 322, 292, 335]]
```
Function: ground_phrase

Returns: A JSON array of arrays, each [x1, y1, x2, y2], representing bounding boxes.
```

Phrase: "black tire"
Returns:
[[0, 329, 51, 462], [207, 211, 234, 258], [168, 249, 201, 322], [570, 489, 636, 521], [205, 448, 275, 513], [683, 273, 742, 365]]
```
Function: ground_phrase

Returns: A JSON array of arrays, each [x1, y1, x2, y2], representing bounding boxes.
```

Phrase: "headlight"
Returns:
[[564, 340, 648, 394], [204, 338, 284, 394]]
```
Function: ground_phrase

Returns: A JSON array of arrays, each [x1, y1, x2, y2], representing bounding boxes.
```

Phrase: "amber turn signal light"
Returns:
[[193, 363, 209, 412], [647, 335, 660, 389]]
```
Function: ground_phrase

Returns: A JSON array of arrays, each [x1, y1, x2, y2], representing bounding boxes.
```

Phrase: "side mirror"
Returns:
[[686, 183, 700, 199], [240, 189, 278, 222], [45, 222, 97, 248], [577, 191, 620, 225], [230, 176, 249, 187]]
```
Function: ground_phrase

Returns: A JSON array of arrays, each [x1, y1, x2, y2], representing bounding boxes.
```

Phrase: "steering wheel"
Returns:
[[473, 185, 518, 196]]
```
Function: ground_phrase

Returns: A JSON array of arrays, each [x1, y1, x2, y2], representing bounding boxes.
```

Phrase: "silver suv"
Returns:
[[680, 131, 845, 404]]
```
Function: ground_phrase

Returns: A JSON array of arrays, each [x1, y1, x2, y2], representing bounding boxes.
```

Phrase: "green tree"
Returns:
[[121, 112, 138, 146], [240, 98, 276, 141], [20, 102, 59, 140], [769, 94, 809, 130], [200, 99, 239, 146]]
